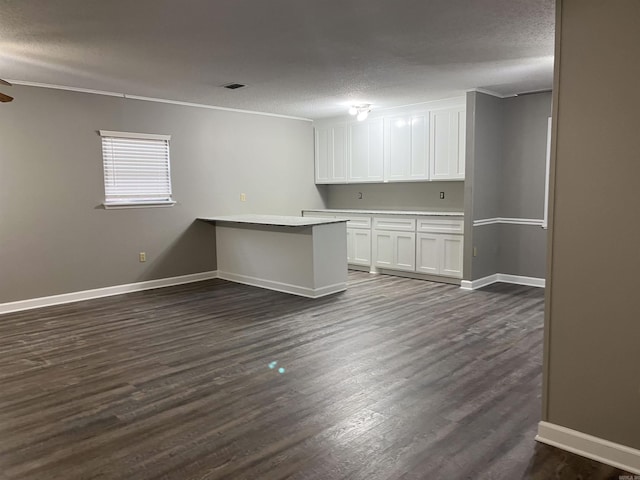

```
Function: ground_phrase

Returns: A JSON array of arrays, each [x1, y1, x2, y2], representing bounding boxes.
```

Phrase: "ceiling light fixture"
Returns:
[[349, 104, 371, 121]]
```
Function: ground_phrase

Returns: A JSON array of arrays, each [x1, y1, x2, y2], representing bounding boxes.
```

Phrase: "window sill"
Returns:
[[103, 201, 176, 209]]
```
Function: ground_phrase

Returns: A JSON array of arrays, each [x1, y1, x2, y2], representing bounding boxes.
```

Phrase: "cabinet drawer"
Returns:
[[373, 217, 416, 232], [417, 218, 464, 234], [339, 215, 372, 229]]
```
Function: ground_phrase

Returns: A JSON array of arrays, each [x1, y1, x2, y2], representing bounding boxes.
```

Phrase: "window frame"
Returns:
[[99, 130, 176, 209]]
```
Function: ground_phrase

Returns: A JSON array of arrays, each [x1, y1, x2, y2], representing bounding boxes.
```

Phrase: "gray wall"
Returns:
[[326, 182, 464, 211], [498, 224, 547, 278], [465, 91, 504, 280], [502, 93, 551, 219], [544, 0, 640, 449], [464, 91, 551, 280], [0, 85, 325, 303], [500, 92, 551, 279]]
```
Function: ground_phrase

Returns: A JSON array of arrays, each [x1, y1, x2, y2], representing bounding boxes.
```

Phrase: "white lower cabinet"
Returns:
[[347, 228, 371, 266], [395, 232, 416, 271], [416, 233, 463, 278], [416, 233, 440, 275], [373, 230, 416, 272], [440, 234, 464, 278], [302, 210, 463, 280]]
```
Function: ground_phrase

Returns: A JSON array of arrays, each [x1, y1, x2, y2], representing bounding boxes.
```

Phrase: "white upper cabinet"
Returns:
[[383, 112, 429, 182], [314, 98, 465, 185], [429, 107, 466, 181], [314, 124, 347, 184], [348, 118, 384, 182], [314, 127, 330, 183]]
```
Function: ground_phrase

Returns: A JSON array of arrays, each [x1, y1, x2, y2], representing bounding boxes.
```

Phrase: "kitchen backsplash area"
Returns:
[[326, 181, 464, 212]]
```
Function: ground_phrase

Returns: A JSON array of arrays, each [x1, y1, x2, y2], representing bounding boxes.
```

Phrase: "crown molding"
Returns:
[[7, 80, 313, 122]]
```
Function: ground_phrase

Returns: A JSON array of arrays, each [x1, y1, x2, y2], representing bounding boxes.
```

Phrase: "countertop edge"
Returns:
[[301, 209, 465, 217], [197, 216, 348, 227]]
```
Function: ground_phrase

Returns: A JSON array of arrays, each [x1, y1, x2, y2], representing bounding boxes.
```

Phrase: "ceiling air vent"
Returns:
[[223, 83, 246, 90]]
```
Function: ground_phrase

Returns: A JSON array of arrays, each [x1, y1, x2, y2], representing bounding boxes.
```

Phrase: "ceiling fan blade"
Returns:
[[0, 79, 11, 86], [0, 92, 14, 102]]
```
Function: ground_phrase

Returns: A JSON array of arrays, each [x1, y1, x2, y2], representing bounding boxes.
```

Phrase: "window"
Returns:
[[99, 130, 175, 208]]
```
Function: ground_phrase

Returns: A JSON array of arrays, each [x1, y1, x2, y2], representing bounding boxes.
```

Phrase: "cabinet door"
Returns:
[[394, 232, 416, 271], [314, 125, 347, 184], [409, 114, 429, 179], [346, 228, 355, 264], [314, 127, 330, 184], [332, 124, 348, 182], [416, 233, 439, 274], [430, 107, 465, 181], [440, 234, 464, 278], [348, 229, 371, 266], [373, 231, 394, 268], [349, 118, 383, 182], [384, 113, 429, 182]]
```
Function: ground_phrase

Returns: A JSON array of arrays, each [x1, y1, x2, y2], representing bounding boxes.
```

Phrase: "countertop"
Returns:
[[198, 214, 348, 227], [302, 208, 464, 217]]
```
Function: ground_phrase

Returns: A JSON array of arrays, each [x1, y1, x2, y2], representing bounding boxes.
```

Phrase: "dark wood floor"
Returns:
[[0, 272, 631, 479]]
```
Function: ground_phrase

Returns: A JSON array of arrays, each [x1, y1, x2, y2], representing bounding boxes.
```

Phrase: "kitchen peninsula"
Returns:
[[198, 214, 348, 298]]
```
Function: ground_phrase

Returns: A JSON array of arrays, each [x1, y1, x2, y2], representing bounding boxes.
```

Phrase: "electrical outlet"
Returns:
[[440, 192, 445, 199], [240, 193, 246, 202], [139, 252, 146, 262], [473, 247, 478, 257]]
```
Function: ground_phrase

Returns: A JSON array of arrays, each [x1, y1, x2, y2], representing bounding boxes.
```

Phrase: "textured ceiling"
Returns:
[[0, 0, 555, 119]]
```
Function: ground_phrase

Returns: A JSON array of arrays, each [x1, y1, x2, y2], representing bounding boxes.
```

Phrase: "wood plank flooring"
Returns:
[[0, 272, 631, 479]]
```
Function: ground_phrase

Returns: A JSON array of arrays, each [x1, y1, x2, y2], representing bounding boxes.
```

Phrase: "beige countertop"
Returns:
[[302, 208, 464, 217], [198, 214, 348, 227]]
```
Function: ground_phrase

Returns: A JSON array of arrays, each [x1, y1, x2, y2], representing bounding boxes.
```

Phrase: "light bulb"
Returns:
[[357, 110, 369, 121], [348, 106, 358, 116]]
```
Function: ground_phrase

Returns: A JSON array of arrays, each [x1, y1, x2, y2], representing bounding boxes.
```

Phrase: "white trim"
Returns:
[[473, 217, 501, 226], [498, 274, 546, 287], [543, 117, 552, 229], [473, 217, 545, 227], [536, 421, 640, 475], [375, 96, 466, 115], [460, 273, 545, 290], [124, 94, 312, 122], [460, 274, 499, 290], [470, 88, 517, 99], [99, 130, 171, 141], [217, 271, 346, 299], [0, 271, 219, 315], [7, 80, 312, 122], [103, 200, 176, 209], [7, 79, 125, 98]]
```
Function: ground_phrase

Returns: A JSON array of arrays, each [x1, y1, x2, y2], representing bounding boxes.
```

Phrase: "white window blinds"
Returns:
[[99, 130, 174, 207]]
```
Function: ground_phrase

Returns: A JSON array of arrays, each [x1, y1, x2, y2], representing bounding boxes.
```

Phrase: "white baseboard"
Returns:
[[460, 274, 499, 290], [217, 271, 346, 299], [498, 274, 546, 288], [536, 421, 640, 474], [460, 273, 545, 290], [0, 271, 219, 315]]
